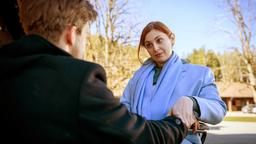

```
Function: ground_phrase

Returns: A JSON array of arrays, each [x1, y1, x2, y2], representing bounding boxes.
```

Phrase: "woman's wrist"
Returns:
[[187, 96, 200, 118]]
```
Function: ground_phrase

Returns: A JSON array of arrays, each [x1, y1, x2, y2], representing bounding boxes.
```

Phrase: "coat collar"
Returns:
[[0, 34, 71, 57]]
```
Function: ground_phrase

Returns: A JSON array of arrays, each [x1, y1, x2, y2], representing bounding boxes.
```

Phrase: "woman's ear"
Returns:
[[170, 33, 175, 46], [65, 25, 77, 48]]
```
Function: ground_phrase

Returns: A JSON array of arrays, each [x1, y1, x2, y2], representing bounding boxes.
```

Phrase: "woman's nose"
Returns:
[[152, 43, 159, 51]]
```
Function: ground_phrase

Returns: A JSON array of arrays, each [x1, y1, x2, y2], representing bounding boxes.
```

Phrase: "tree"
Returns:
[[186, 47, 222, 81], [206, 50, 222, 81], [90, 0, 139, 65], [84, 0, 141, 97], [187, 48, 207, 65], [223, 0, 256, 102], [218, 49, 248, 82]]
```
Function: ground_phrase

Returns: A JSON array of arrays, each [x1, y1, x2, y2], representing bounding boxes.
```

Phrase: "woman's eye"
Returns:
[[145, 43, 153, 49], [157, 38, 163, 43]]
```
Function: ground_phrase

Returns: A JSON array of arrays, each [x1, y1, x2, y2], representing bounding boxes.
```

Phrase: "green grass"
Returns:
[[224, 116, 256, 122]]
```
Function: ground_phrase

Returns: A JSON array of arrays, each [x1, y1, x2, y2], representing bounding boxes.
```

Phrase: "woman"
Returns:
[[120, 21, 227, 144]]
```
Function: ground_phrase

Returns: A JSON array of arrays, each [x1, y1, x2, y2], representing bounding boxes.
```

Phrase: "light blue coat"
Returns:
[[121, 53, 227, 144]]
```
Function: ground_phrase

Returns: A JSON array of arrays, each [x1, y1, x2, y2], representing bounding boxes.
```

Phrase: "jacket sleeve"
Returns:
[[192, 68, 227, 124], [79, 64, 188, 144]]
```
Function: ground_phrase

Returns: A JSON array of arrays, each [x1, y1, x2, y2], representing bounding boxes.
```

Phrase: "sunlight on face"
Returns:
[[144, 29, 173, 67]]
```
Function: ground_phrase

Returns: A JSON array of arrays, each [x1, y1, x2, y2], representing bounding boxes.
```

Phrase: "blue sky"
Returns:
[[133, 0, 251, 57]]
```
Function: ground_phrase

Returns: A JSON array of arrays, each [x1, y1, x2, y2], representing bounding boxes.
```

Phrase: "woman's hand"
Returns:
[[169, 96, 197, 129]]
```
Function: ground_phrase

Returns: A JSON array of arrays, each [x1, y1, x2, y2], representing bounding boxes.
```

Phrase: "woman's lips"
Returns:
[[155, 53, 162, 57]]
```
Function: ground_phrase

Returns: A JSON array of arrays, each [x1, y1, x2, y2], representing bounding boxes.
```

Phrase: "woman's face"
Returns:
[[144, 29, 173, 67]]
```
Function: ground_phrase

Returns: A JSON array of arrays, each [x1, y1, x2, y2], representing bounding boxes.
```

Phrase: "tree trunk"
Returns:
[[227, 0, 256, 102]]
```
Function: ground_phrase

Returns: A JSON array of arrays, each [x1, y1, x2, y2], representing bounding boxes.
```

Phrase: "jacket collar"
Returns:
[[0, 34, 72, 57]]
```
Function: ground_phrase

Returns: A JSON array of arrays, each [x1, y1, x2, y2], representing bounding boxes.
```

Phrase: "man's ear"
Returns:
[[65, 25, 77, 48]]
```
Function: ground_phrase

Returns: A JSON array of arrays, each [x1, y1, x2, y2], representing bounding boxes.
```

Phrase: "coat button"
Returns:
[[175, 119, 181, 125]]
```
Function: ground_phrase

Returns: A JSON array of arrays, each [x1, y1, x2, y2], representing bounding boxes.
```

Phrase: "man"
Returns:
[[0, 0, 193, 143]]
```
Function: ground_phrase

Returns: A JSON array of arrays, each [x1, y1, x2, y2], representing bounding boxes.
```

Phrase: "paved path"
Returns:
[[225, 111, 256, 117], [204, 112, 256, 144]]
